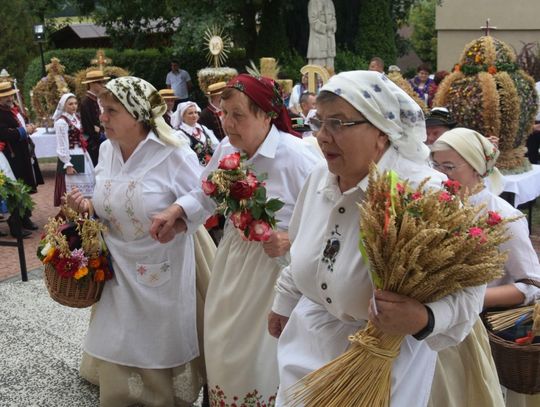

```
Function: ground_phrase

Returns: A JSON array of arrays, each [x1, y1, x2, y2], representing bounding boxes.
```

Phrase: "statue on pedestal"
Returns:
[[307, 0, 336, 70]]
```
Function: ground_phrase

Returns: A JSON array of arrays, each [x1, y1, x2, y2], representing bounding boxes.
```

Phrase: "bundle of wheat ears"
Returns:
[[290, 166, 516, 407]]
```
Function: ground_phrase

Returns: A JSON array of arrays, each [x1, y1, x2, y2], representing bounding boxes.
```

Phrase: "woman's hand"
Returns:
[[65, 166, 77, 175], [66, 188, 90, 214], [268, 311, 289, 338], [368, 290, 429, 336], [262, 231, 291, 258], [150, 204, 185, 243]]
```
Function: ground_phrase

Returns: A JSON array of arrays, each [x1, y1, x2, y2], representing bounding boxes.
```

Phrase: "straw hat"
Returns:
[[0, 81, 18, 97], [158, 89, 178, 100], [81, 70, 110, 84], [206, 81, 227, 96]]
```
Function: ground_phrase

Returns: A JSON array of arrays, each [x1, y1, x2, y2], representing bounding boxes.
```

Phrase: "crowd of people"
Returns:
[[1, 56, 540, 407]]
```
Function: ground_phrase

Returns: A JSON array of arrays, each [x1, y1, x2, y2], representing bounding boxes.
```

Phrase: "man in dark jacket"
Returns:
[[0, 81, 42, 237], [80, 70, 109, 166]]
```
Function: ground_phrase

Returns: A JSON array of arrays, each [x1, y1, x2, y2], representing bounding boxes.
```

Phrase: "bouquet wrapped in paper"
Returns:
[[292, 165, 516, 406], [202, 152, 284, 241]]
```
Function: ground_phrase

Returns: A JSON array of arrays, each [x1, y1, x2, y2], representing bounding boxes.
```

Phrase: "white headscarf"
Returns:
[[105, 76, 181, 147], [171, 101, 201, 129], [431, 127, 504, 195], [52, 93, 77, 121], [320, 70, 430, 163]]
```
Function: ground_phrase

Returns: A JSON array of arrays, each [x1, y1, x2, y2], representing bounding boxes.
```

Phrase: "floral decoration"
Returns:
[[37, 204, 113, 283], [202, 152, 284, 241], [209, 385, 276, 407], [434, 34, 537, 173]]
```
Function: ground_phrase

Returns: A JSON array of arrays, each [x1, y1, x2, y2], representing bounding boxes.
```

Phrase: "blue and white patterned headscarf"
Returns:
[[320, 70, 430, 163]]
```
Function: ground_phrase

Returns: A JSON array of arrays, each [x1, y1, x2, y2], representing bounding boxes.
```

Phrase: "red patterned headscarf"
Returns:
[[226, 74, 300, 137]]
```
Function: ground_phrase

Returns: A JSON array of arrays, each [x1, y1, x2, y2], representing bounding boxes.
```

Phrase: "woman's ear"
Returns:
[[377, 131, 390, 150]]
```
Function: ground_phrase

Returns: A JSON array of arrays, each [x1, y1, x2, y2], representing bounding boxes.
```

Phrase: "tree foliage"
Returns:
[[355, 0, 397, 65], [409, 0, 437, 68], [0, 0, 39, 83]]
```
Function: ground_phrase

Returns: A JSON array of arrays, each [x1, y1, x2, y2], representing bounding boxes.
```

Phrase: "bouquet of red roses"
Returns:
[[202, 152, 284, 241]]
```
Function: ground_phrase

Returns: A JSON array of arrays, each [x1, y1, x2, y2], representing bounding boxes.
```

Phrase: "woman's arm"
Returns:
[[484, 284, 525, 308], [497, 215, 540, 305]]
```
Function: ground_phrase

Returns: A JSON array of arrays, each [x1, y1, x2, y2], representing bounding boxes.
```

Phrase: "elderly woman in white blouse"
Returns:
[[429, 128, 540, 407], [66, 77, 207, 407], [269, 71, 486, 407], [152, 73, 321, 406], [52, 93, 95, 206], [172, 101, 219, 166]]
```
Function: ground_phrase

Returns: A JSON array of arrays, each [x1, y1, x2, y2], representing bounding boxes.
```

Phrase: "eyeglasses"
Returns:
[[309, 117, 370, 134], [430, 161, 468, 173]]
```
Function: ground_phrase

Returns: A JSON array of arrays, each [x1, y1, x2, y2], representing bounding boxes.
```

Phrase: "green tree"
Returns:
[[355, 0, 397, 64], [255, 0, 289, 59], [409, 0, 437, 68]]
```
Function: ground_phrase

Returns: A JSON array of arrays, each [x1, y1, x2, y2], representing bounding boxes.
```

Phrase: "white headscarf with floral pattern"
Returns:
[[320, 70, 430, 163], [105, 76, 181, 146]]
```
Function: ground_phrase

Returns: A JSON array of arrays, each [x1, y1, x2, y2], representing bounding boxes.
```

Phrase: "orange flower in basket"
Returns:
[[43, 248, 56, 264], [94, 269, 105, 282], [89, 257, 101, 268], [74, 266, 89, 280]]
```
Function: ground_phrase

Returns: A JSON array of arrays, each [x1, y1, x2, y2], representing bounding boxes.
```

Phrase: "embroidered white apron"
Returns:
[[84, 147, 198, 369]]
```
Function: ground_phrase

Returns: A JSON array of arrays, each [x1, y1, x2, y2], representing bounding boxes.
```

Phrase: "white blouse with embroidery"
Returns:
[[84, 132, 204, 368], [54, 112, 83, 169], [272, 146, 486, 406]]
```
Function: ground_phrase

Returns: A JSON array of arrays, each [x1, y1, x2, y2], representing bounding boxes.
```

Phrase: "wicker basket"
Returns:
[[486, 329, 540, 394], [483, 279, 540, 394], [44, 264, 104, 308]]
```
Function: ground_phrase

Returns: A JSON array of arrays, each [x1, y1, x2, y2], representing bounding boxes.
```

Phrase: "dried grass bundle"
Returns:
[[290, 166, 515, 407], [484, 306, 535, 332]]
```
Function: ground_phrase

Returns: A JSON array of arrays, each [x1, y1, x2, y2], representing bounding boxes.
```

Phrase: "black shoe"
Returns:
[[22, 220, 39, 230], [0, 229, 7, 237]]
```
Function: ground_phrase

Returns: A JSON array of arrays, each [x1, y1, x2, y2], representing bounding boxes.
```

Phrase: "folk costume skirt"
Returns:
[[205, 225, 282, 406], [79, 226, 215, 407], [53, 148, 95, 207], [428, 319, 505, 407]]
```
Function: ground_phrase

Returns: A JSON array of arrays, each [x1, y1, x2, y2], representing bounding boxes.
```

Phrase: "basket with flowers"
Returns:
[[37, 203, 113, 308], [202, 152, 284, 241], [291, 165, 517, 407]]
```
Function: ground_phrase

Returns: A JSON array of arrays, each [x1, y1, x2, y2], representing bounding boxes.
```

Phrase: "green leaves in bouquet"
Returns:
[[0, 172, 35, 217]]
